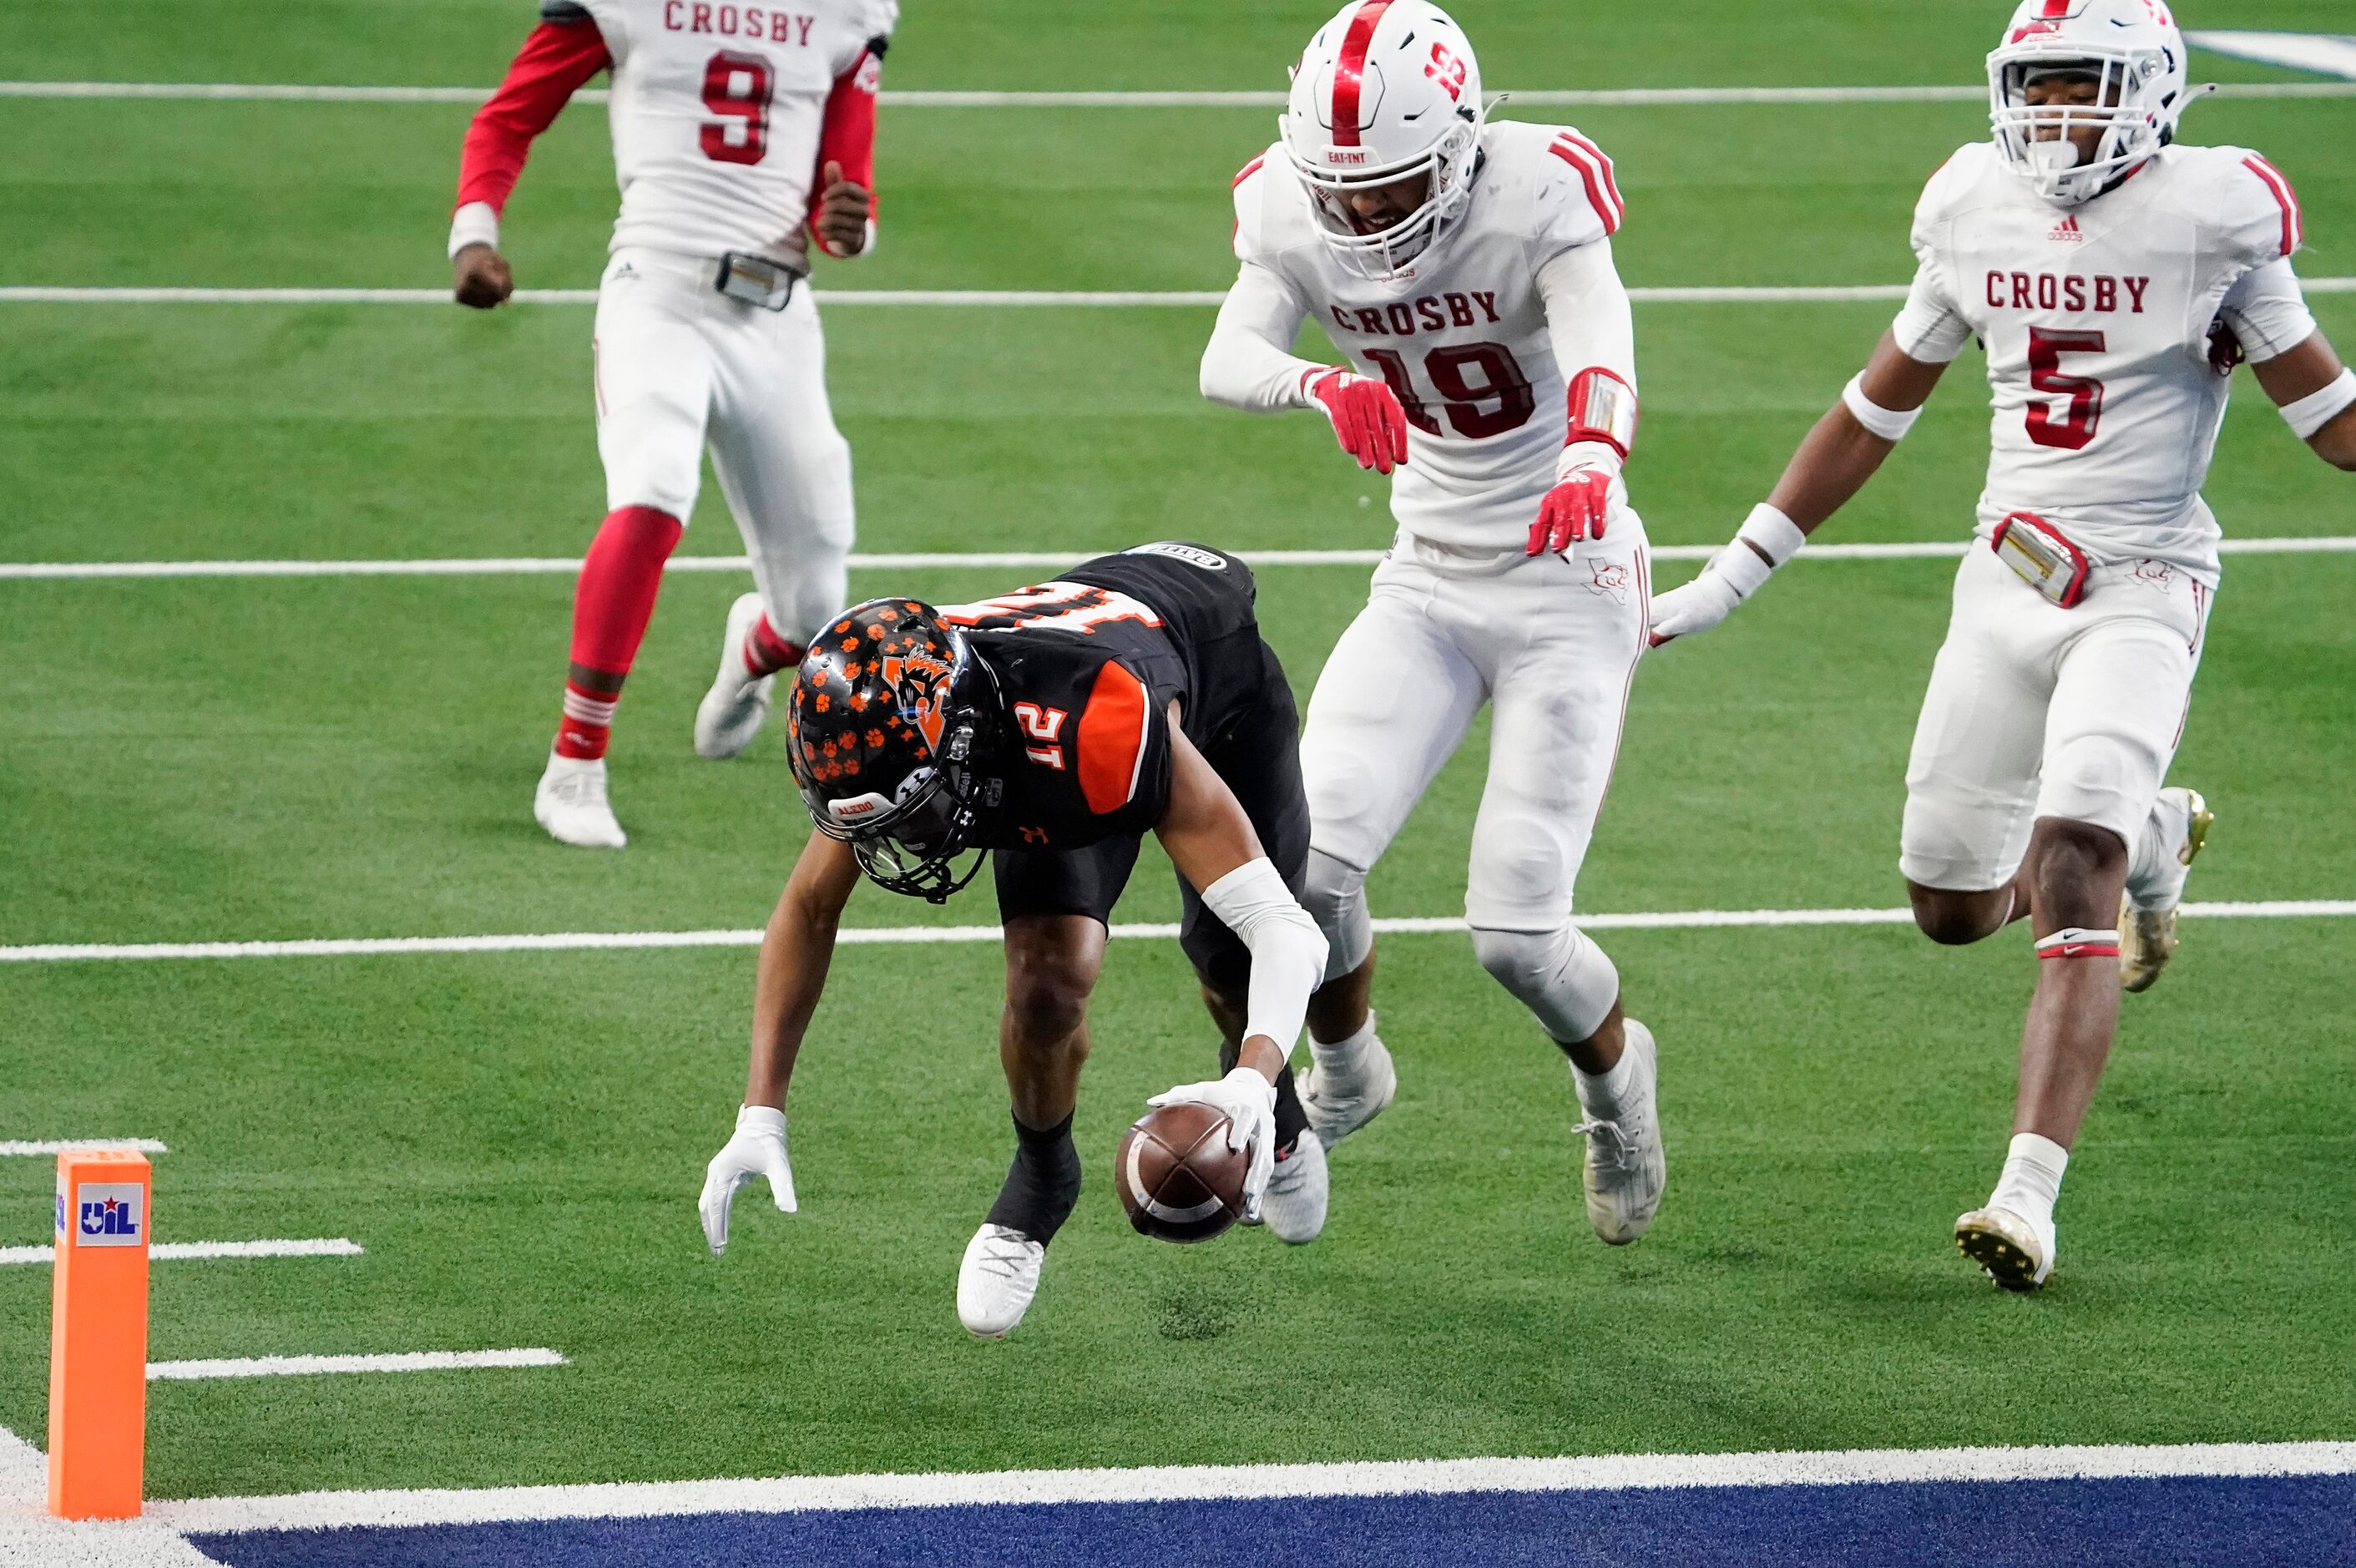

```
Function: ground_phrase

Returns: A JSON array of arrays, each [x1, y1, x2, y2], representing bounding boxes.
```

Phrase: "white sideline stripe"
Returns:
[[2186, 31, 2356, 82], [7, 534, 2356, 581], [149, 1440, 2356, 1535], [0, 1423, 228, 1567], [7, 280, 2356, 306], [0, 1238, 362, 1266], [146, 1348, 568, 1383], [6, 79, 2356, 106], [0, 1137, 168, 1156], [2, 901, 2347, 965]]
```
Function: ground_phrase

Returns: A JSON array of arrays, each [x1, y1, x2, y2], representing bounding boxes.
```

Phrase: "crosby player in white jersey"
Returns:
[[447, 0, 897, 847], [1201, 0, 1666, 1248], [1651, 0, 2356, 1290]]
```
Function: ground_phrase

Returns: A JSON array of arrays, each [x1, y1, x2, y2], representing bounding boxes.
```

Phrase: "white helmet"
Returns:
[[1280, 0, 1487, 280], [1987, 0, 2191, 206]]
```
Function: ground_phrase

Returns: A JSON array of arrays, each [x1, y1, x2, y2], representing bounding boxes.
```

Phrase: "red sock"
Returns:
[[554, 505, 683, 761], [741, 613, 806, 679]]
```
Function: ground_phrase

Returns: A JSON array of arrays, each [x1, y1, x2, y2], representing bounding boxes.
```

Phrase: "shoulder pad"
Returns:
[[2207, 147, 2303, 263], [1529, 122, 1625, 241], [1231, 144, 1282, 261]]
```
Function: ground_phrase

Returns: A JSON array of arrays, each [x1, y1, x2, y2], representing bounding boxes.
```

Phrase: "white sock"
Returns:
[[1573, 1047, 1637, 1122], [1989, 1132, 2069, 1231], [2125, 795, 2185, 910], [1308, 1011, 1378, 1078]]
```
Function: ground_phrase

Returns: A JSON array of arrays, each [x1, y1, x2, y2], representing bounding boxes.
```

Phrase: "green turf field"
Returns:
[[3, 0, 2353, 1504]]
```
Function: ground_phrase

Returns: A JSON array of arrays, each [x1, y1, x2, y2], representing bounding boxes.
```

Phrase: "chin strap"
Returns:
[[1565, 367, 1638, 460]]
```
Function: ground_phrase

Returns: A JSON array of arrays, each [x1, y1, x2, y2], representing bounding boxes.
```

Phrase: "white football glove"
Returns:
[[699, 1104, 796, 1255], [1146, 1066, 1279, 1221], [1646, 566, 1748, 645]]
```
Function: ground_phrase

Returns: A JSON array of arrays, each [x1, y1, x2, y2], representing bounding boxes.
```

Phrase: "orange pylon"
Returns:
[[48, 1147, 150, 1520]]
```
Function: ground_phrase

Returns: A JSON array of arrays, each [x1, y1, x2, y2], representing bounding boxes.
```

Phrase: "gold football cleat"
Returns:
[[2120, 789, 2213, 994], [1955, 1206, 2051, 1292]]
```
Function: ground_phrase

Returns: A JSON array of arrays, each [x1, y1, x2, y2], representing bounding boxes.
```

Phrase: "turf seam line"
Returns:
[[3, 80, 2353, 105], [144, 1348, 569, 1382], [6, 281, 2354, 306], [144, 1440, 2356, 1533], [3, 902, 2348, 964], [0, 1137, 169, 1156], [0, 1237, 363, 1266], [3, 536, 2353, 580]]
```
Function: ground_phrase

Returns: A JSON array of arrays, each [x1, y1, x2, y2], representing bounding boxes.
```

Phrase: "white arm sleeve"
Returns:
[[1535, 240, 1637, 397], [1201, 261, 1322, 412], [1891, 258, 1974, 364], [2220, 257, 2320, 365], [1198, 857, 1326, 1053]]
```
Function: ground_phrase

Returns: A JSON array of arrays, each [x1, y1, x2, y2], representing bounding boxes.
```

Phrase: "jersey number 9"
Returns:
[[700, 51, 773, 165]]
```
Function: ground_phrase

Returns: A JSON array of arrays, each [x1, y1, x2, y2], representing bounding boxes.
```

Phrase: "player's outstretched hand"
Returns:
[[699, 1104, 797, 1255], [1646, 567, 1745, 646], [1148, 1067, 1279, 1219], [1307, 368, 1409, 475], [452, 243, 514, 310], [812, 160, 872, 257], [1525, 461, 1615, 556]]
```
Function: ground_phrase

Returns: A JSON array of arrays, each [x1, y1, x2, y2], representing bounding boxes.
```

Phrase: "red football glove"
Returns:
[[1525, 461, 1616, 556], [1307, 368, 1409, 475]]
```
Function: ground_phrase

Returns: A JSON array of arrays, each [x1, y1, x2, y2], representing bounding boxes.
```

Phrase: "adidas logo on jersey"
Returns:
[[2049, 215, 2085, 243]]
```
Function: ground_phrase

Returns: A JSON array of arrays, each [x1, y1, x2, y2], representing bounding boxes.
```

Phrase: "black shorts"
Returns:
[[991, 636, 1309, 994]]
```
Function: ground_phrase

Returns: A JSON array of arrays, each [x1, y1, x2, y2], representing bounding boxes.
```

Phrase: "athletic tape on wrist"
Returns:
[[2035, 927, 2121, 959], [1565, 367, 1638, 459], [1842, 372, 1924, 442], [2282, 367, 2356, 439], [447, 201, 500, 260]]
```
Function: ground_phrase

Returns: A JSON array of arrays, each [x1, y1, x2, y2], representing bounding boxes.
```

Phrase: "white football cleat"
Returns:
[[694, 591, 777, 761], [1257, 1130, 1328, 1244], [2121, 786, 2212, 994], [957, 1223, 1044, 1339], [1955, 1204, 2055, 1292], [1571, 1019, 1666, 1245], [533, 750, 627, 848], [1299, 1029, 1398, 1149]]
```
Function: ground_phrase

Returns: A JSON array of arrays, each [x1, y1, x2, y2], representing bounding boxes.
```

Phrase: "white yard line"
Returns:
[[146, 1348, 568, 1383], [0, 1238, 362, 1267], [5, 80, 2355, 106], [0, 1138, 168, 1156], [2187, 31, 2356, 81], [5, 535, 2354, 582], [1, 901, 2346, 966], [149, 1439, 2356, 1534], [6, 280, 2354, 306]]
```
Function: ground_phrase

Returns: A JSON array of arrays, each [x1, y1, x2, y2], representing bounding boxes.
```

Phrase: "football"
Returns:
[[1115, 1101, 1251, 1243]]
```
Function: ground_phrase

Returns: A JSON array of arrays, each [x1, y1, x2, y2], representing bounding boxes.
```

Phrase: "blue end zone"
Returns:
[[192, 1473, 2356, 1568]]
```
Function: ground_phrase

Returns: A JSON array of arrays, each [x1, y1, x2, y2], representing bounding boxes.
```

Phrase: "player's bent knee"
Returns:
[[1469, 924, 1620, 1046], [1908, 883, 2007, 946], [1303, 847, 1373, 979], [1001, 937, 1100, 1043], [2028, 817, 2128, 900]]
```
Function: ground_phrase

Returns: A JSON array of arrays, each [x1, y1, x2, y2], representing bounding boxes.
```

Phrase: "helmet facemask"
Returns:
[[1989, 47, 2177, 205], [1287, 101, 1485, 281]]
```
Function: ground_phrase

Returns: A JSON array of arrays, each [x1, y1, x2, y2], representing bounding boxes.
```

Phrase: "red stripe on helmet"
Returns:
[[2040, 0, 2071, 17], [1329, 0, 1395, 149]]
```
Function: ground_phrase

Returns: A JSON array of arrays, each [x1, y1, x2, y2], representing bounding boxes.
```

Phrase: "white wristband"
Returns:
[[447, 200, 500, 260], [2283, 367, 2356, 439], [1842, 372, 1924, 442], [1735, 502, 1808, 568]]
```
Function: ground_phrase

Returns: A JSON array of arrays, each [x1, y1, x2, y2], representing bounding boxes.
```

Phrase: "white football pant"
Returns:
[[1901, 544, 2212, 891], [1301, 527, 1651, 1044], [591, 245, 854, 645]]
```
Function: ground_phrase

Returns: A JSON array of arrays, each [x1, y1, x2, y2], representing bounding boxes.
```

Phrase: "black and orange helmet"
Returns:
[[785, 598, 1005, 902]]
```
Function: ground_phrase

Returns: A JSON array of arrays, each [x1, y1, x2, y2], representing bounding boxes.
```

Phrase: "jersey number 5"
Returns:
[[2025, 328, 2106, 451], [700, 51, 772, 165], [1363, 342, 1536, 439]]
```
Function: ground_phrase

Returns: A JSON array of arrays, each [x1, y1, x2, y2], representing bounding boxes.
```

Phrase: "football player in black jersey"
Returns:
[[698, 543, 1335, 1338]]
